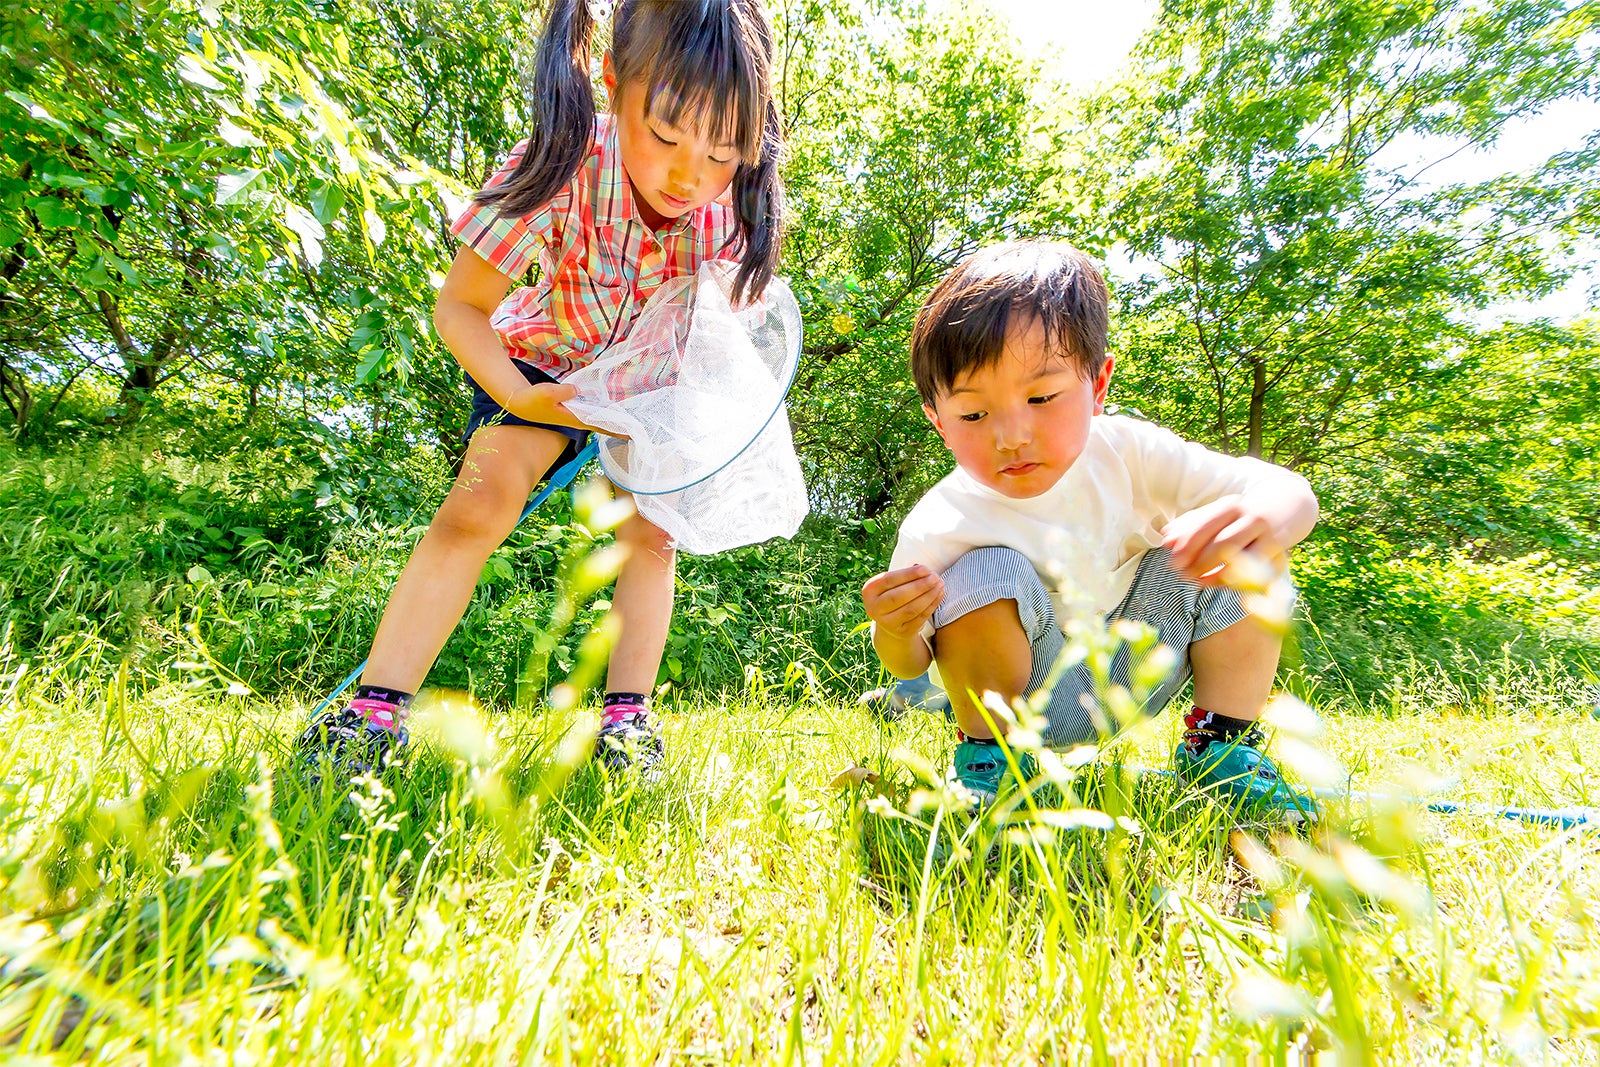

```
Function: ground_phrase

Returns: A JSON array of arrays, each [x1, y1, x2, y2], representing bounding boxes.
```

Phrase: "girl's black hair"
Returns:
[[476, 0, 786, 304]]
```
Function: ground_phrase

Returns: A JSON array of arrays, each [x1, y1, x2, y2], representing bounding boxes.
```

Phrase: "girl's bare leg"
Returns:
[[603, 502, 676, 695], [361, 425, 570, 693]]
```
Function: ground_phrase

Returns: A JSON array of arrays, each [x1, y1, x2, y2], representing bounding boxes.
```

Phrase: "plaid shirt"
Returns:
[[451, 115, 743, 378]]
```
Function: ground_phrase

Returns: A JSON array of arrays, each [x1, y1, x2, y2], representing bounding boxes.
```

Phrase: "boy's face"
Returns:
[[923, 317, 1114, 499]]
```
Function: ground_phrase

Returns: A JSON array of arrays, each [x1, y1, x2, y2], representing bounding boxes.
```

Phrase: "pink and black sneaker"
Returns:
[[296, 692, 411, 783], [594, 695, 664, 778]]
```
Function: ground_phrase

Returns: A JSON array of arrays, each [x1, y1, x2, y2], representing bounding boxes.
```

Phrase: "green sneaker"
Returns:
[[951, 737, 1037, 807], [1174, 731, 1319, 823]]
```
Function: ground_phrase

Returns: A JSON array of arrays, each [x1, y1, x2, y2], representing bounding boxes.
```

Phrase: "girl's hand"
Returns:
[[863, 564, 945, 640], [1162, 494, 1285, 589], [504, 381, 613, 435]]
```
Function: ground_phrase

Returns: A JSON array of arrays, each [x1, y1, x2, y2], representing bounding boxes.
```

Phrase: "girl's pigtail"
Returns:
[[476, 0, 597, 217], [729, 96, 786, 306]]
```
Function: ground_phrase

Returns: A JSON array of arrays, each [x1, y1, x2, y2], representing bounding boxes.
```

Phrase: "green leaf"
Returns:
[[176, 55, 226, 92], [354, 347, 387, 383], [310, 182, 345, 225], [4, 91, 72, 132], [218, 117, 264, 148], [283, 201, 325, 267], [105, 253, 141, 287], [27, 196, 81, 229], [215, 168, 265, 205]]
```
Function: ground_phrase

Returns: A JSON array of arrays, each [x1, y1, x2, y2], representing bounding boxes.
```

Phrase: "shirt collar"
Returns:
[[593, 114, 697, 238]]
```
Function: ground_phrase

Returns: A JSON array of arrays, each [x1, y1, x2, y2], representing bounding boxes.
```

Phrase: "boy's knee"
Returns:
[[1192, 612, 1284, 659], [932, 547, 1055, 642], [931, 598, 1034, 711], [932, 597, 1029, 657]]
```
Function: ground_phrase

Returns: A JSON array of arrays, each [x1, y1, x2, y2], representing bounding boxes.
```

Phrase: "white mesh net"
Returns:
[[563, 260, 808, 556]]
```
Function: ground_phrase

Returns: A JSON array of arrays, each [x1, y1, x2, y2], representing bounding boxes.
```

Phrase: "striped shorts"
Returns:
[[930, 546, 1253, 748]]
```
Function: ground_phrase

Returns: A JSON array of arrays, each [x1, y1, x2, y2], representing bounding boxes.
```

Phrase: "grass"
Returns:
[[1, 652, 1598, 1065]]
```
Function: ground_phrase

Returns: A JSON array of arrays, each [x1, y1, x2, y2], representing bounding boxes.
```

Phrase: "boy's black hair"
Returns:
[[910, 241, 1109, 406], [476, 0, 785, 304]]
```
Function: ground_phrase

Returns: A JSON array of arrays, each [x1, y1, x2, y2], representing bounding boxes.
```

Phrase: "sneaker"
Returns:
[[296, 706, 410, 783], [857, 686, 908, 722], [594, 710, 664, 778], [858, 673, 954, 723], [1173, 730, 1318, 823], [950, 737, 1037, 807]]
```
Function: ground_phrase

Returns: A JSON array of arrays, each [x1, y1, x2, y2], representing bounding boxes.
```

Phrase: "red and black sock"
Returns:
[[1181, 706, 1259, 753]]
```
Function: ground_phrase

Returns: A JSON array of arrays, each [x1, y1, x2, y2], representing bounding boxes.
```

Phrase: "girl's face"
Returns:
[[605, 56, 743, 231]]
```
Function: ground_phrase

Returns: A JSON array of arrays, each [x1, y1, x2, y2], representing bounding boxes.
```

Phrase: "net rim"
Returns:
[[595, 282, 803, 497], [596, 350, 800, 496]]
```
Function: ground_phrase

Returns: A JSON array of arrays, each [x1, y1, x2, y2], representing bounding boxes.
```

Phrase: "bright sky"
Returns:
[[937, 0, 1598, 322]]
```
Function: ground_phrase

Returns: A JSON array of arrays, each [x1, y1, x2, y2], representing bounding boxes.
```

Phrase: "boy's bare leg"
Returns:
[[1179, 611, 1317, 817], [931, 598, 1033, 740], [362, 425, 570, 694], [1187, 615, 1283, 721], [604, 506, 676, 695]]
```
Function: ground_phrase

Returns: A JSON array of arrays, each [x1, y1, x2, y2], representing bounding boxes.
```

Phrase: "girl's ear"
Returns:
[[601, 50, 617, 103]]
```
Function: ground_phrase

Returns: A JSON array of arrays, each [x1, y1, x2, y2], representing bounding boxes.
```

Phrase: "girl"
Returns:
[[298, 0, 786, 779]]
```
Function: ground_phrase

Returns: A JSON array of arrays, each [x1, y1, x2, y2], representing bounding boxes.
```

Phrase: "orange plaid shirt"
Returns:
[[450, 115, 743, 378]]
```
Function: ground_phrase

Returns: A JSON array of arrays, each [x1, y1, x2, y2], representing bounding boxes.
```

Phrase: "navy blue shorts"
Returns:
[[463, 359, 591, 473]]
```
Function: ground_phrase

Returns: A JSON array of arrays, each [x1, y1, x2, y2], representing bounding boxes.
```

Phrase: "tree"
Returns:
[[773, 0, 1081, 517], [1080, 0, 1600, 471], [1317, 318, 1600, 559], [0, 0, 529, 446]]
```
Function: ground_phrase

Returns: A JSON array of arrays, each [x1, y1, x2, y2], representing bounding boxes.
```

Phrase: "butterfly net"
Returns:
[[563, 260, 808, 555]]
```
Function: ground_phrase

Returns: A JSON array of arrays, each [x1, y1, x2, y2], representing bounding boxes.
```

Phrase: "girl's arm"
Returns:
[[433, 246, 602, 431]]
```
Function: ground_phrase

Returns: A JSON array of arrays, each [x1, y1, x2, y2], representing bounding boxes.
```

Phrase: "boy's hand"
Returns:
[[504, 381, 615, 436], [1163, 495, 1286, 588], [863, 564, 945, 639]]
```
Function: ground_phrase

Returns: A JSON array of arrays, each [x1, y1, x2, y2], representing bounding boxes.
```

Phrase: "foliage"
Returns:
[[0, 0, 524, 445], [1084, 0, 1600, 469], [1291, 537, 1600, 709], [1314, 318, 1600, 562]]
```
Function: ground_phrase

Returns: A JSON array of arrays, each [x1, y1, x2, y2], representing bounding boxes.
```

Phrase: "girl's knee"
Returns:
[[431, 482, 521, 544], [618, 514, 676, 558]]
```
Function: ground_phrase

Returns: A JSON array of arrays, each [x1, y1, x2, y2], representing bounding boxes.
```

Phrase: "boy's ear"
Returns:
[[1092, 353, 1115, 415], [922, 402, 948, 444]]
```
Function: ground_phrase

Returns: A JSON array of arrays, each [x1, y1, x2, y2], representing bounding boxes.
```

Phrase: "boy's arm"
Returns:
[[863, 565, 943, 679], [1162, 470, 1319, 585]]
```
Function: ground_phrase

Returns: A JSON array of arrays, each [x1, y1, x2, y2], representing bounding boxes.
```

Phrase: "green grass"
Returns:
[[2, 656, 1598, 1064]]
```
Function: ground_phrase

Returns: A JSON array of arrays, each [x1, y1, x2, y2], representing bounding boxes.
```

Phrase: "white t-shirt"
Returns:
[[889, 414, 1299, 634]]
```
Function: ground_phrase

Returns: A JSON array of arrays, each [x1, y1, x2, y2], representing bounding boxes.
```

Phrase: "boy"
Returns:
[[862, 241, 1320, 818]]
